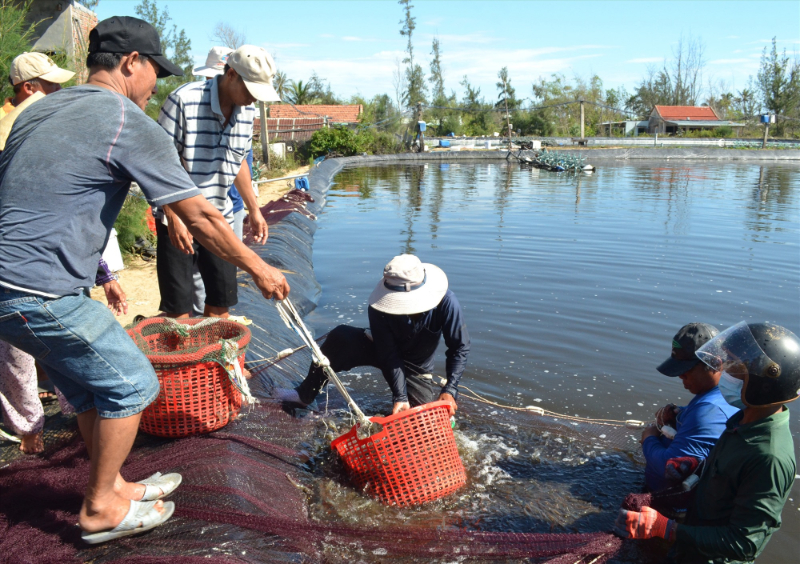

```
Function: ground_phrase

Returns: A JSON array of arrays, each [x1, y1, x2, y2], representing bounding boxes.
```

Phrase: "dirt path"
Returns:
[[91, 164, 311, 327]]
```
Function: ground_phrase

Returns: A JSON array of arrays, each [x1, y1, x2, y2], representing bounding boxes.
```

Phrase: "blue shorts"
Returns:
[[0, 287, 159, 418]]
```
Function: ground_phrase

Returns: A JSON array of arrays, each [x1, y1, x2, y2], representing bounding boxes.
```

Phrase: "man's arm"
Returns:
[[233, 156, 267, 243], [168, 195, 289, 299], [642, 403, 721, 483], [440, 293, 470, 408]]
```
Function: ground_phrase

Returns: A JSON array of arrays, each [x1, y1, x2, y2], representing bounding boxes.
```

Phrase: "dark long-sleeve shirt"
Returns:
[[675, 408, 796, 564], [368, 290, 470, 403]]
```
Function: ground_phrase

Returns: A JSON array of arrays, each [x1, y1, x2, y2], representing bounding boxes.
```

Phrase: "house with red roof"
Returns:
[[269, 104, 362, 124], [649, 105, 743, 135], [254, 104, 363, 142]]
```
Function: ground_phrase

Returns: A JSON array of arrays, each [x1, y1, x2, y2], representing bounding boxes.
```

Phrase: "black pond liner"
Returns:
[[0, 152, 701, 564]]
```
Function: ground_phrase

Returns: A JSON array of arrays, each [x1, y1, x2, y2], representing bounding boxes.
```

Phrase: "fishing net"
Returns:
[[0, 158, 674, 563]]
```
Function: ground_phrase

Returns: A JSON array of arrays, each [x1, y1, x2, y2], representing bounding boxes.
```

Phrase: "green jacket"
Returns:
[[675, 408, 796, 563]]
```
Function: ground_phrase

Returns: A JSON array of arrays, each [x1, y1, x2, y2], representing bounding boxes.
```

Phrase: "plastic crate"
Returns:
[[331, 401, 466, 506], [127, 317, 250, 438]]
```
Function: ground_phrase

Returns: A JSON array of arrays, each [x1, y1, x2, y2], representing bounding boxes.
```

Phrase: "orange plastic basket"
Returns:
[[126, 317, 250, 438], [330, 401, 466, 506]]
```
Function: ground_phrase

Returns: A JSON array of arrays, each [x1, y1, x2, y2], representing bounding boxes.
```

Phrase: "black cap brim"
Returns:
[[151, 54, 183, 78], [656, 356, 699, 377]]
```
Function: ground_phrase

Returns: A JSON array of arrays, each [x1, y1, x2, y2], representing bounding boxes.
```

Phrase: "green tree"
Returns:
[[627, 34, 706, 117], [398, 0, 426, 107], [495, 67, 519, 109], [307, 72, 339, 104], [134, 0, 192, 73], [756, 37, 800, 134], [134, 0, 193, 119], [429, 37, 445, 102], [273, 70, 289, 100], [286, 80, 314, 105], [0, 0, 38, 101], [460, 75, 494, 135]]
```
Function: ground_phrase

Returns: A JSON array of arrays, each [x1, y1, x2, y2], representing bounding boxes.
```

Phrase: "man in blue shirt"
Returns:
[[641, 323, 740, 491], [276, 254, 469, 414]]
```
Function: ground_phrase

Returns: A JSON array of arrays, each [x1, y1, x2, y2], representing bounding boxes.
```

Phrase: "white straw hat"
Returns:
[[368, 255, 448, 315], [227, 45, 281, 102], [193, 46, 233, 78], [10, 52, 74, 85]]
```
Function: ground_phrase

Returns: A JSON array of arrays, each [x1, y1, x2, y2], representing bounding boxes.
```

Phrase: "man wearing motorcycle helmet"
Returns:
[[614, 322, 798, 563]]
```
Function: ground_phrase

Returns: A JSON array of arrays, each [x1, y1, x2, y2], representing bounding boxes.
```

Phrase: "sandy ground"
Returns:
[[90, 164, 310, 327]]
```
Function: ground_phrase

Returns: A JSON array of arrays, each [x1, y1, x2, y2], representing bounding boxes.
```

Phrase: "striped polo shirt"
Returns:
[[157, 76, 254, 222]]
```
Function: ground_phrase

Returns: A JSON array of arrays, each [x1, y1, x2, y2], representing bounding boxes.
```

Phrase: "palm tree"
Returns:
[[286, 80, 314, 105], [273, 71, 289, 100]]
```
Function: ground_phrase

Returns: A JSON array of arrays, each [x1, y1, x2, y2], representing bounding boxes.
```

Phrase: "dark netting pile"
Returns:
[[0, 156, 675, 563]]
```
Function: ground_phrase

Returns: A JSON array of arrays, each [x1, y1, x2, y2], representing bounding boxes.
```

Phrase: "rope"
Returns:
[[249, 328, 645, 431], [457, 384, 645, 429], [275, 299, 371, 427]]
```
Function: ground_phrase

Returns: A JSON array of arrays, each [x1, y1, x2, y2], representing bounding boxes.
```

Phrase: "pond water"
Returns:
[[300, 161, 799, 562]]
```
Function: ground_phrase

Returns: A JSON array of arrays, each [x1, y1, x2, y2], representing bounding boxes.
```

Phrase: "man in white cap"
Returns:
[[276, 254, 470, 414], [156, 45, 281, 320], [1, 52, 74, 119]]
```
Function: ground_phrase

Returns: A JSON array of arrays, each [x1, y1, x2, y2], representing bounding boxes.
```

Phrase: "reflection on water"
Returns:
[[304, 161, 799, 561]]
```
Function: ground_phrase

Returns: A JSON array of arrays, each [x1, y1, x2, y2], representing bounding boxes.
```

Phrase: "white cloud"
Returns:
[[275, 44, 611, 99], [342, 36, 364, 42], [709, 58, 755, 65], [626, 57, 663, 64]]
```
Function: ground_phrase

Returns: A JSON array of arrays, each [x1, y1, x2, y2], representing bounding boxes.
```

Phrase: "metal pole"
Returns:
[[762, 123, 769, 149], [259, 102, 270, 169], [580, 100, 584, 139]]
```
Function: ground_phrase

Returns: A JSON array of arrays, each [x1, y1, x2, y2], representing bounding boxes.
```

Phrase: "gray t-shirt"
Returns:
[[0, 85, 200, 297]]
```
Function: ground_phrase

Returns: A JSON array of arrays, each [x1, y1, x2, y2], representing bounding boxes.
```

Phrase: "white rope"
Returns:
[[276, 299, 371, 426]]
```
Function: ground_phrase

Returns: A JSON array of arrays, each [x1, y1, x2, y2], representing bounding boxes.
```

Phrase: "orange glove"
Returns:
[[613, 507, 673, 540]]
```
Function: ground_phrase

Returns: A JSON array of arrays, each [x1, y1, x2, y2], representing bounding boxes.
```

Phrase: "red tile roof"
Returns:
[[269, 104, 362, 123], [653, 105, 719, 121]]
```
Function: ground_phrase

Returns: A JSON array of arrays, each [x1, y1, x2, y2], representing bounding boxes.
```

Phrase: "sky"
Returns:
[[96, 1, 800, 104]]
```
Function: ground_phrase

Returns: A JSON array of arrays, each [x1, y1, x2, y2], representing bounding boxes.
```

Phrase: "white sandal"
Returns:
[[81, 499, 175, 544], [138, 472, 183, 501]]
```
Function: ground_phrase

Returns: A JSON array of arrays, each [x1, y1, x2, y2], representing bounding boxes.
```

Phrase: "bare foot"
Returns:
[[20, 433, 44, 454], [79, 494, 165, 533]]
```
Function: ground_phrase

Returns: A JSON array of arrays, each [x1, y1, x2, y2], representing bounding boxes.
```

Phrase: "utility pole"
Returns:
[[579, 100, 585, 139], [762, 120, 770, 149], [258, 101, 270, 169]]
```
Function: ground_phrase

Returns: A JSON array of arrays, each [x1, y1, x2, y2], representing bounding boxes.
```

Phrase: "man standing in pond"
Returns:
[[615, 322, 797, 564], [156, 44, 280, 320], [640, 323, 739, 491], [0, 16, 289, 543], [276, 254, 469, 414]]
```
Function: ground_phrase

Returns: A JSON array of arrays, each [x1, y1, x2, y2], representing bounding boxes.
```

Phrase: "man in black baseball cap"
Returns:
[[0, 15, 289, 544], [639, 323, 739, 491], [89, 16, 183, 78]]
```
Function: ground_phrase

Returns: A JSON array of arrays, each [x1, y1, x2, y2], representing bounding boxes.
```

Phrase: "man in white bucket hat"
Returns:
[[276, 254, 470, 414], [193, 46, 233, 78]]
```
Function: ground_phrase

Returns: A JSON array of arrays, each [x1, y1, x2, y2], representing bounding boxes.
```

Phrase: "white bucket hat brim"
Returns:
[[192, 64, 224, 78], [368, 263, 448, 315]]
